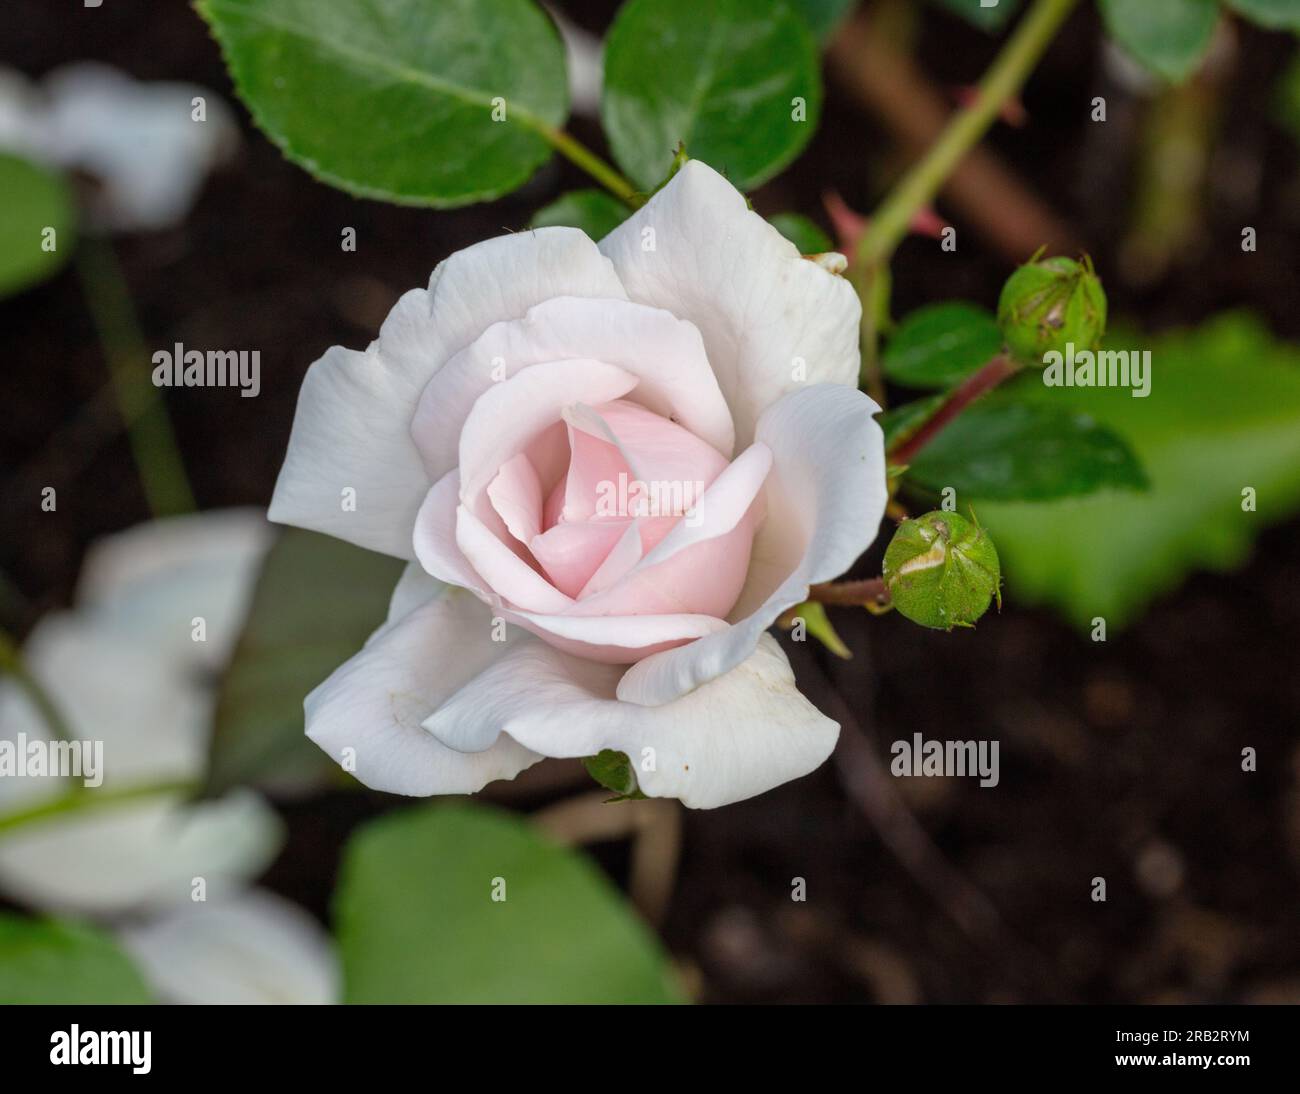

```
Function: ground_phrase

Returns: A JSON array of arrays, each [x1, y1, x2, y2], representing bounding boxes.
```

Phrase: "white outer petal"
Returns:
[[386, 561, 447, 625], [616, 384, 887, 706], [117, 890, 340, 1005], [599, 160, 860, 445], [267, 342, 435, 559], [304, 588, 541, 796], [270, 228, 627, 558], [423, 633, 837, 809]]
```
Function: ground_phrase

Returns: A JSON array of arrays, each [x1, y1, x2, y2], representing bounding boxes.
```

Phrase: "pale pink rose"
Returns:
[[270, 162, 887, 808]]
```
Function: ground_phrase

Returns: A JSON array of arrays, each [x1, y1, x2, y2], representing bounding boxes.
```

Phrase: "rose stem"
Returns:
[[828, 7, 1078, 267], [76, 239, 196, 516], [0, 778, 200, 837], [889, 353, 1021, 466], [537, 124, 641, 207], [853, 0, 1081, 272], [808, 577, 889, 608]]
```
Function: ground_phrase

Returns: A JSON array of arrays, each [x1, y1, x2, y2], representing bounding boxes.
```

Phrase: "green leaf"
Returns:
[[929, 0, 1024, 32], [530, 188, 629, 240], [879, 392, 946, 451], [883, 302, 1003, 389], [583, 749, 647, 800], [769, 211, 834, 254], [1097, 0, 1219, 84], [789, 0, 858, 40], [906, 395, 1148, 501], [197, 0, 569, 206], [0, 154, 75, 299], [335, 803, 683, 1003], [205, 527, 404, 795], [0, 914, 151, 1004], [1226, 0, 1300, 32], [975, 314, 1300, 629], [602, 0, 822, 191]]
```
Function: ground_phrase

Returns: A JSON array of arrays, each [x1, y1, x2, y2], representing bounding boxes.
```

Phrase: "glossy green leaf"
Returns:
[[906, 395, 1148, 501], [602, 0, 822, 190], [205, 527, 404, 795], [0, 154, 75, 299], [197, 0, 569, 206], [930, 0, 1024, 31], [530, 188, 629, 240], [883, 302, 1003, 389], [335, 803, 683, 1003], [0, 914, 151, 1004], [976, 315, 1300, 629], [769, 212, 834, 254], [1097, 0, 1219, 83], [1226, 0, 1300, 32]]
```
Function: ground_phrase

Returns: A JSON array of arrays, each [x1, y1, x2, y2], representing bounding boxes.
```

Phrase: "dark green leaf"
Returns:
[[205, 527, 403, 795], [335, 803, 683, 1003], [0, 914, 151, 1004], [602, 0, 822, 190], [1225, 0, 1300, 32], [1097, 0, 1219, 83], [583, 749, 646, 800], [930, 0, 1024, 31], [883, 302, 1003, 389], [197, 0, 568, 206], [530, 188, 629, 239], [0, 154, 75, 299], [769, 212, 834, 254], [976, 315, 1300, 629], [907, 396, 1148, 501]]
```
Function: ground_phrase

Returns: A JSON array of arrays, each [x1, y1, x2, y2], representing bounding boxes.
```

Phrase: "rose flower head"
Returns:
[[270, 162, 886, 808]]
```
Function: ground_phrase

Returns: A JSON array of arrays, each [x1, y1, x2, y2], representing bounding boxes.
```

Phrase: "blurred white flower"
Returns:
[[548, 7, 602, 117], [119, 890, 340, 1006], [0, 510, 339, 1004], [0, 61, 238, 231]]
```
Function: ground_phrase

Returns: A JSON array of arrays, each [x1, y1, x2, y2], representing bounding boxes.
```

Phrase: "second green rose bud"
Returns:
[[997, 253, 1107, 367]]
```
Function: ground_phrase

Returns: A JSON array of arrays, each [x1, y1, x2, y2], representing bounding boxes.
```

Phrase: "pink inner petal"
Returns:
[[577, 399, 729, 494], [487, 452, 544, 547], [524, 421, 569, 498], [551, 414, 632, 526], [530, 519, 632, 598]]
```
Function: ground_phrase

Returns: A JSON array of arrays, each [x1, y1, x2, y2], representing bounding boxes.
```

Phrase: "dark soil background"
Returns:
[[2, 1, 1298, 1002]]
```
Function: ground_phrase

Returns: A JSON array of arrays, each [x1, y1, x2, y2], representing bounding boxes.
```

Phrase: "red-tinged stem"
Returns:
[[890, 354, 1021, 465], [808, 578, 889, 608]]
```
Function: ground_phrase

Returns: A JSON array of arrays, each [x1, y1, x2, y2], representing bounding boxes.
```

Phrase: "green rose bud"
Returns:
[[997, 253, 1107, 367], [883, 511, 1001, 631]]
